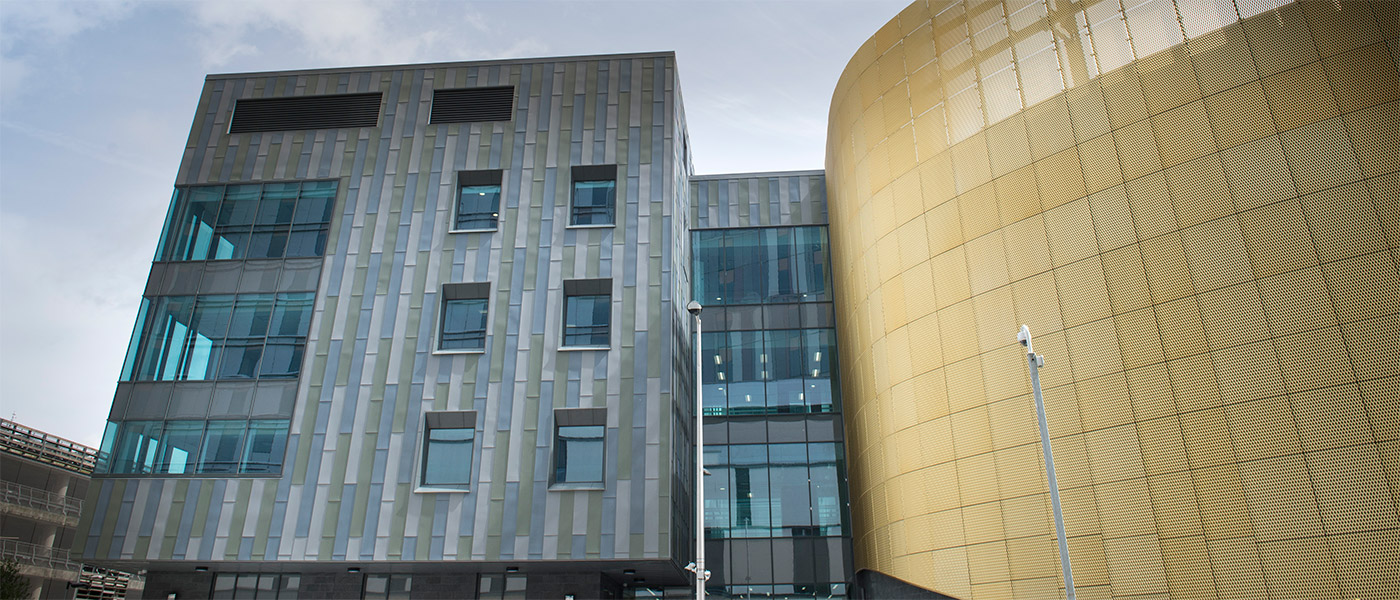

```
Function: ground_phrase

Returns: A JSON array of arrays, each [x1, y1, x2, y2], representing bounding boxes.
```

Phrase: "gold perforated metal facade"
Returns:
[[825, 0, 1399, 597]]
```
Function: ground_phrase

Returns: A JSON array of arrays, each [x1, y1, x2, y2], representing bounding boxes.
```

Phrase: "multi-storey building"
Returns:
[[77, 52, 862, 599], [1, 418, 140, 599], [79, 0, 1399, 599]]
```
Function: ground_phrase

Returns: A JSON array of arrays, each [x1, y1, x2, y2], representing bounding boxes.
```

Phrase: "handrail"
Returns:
[[0, 538, 82, 571], [0, 417, 99, 475], [0, 480, 84, 518]]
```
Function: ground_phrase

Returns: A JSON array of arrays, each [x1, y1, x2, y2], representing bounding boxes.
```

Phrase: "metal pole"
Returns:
[[689, 301, 707, 600], [1019, 325, 1075, 600]]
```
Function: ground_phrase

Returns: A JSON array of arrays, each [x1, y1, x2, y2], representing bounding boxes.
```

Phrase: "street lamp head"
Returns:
[[686, 300, 703, 315]]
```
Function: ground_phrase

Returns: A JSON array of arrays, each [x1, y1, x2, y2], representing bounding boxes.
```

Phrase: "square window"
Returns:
[[421, 411, 476, 488], [562, 279, 611, 347], [552, 408, 607, 485], [569, 164, 617, 226], [241, 419, 289, 474], [197, 420, 246, 474], [454, 170, 503, 231], [439, 283, 490, 351]]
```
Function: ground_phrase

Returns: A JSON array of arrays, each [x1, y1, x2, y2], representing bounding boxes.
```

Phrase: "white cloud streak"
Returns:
[[0, 0, 138, 99], [182, 0, 539, 70]]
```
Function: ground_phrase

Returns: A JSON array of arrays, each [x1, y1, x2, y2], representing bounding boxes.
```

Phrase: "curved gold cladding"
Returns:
[[826, 0, 1399, 597]]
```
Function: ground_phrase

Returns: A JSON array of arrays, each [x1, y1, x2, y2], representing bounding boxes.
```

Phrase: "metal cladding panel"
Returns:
[[83, 55, 694, 570], [827, 0, 1400, 598], [689, 171, 828, 228]]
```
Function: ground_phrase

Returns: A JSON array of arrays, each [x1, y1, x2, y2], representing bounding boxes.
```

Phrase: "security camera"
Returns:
[[1017, 325, 1030, 347], [686, 300, 703, 315]]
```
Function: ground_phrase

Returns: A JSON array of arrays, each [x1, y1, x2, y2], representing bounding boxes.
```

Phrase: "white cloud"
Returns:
[[182, 0, 535, 70], [0, 0, 138, 99], [0, 120, 169, 177]]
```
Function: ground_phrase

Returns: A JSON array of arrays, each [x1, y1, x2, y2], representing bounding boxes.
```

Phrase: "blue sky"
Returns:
[[0, 0, 908, 446]]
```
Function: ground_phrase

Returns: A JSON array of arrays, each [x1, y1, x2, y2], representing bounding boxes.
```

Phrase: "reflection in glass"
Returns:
[[109, 421, 162, 474], [691, 227, 832, 307], [765, 330, 805, 410], [727, 331, 766, 413], [701, 331, 728, 415], [156, 420, 204, 474], [570, 180, 615, 225], [769, 444, 812, 530], [692, 327, 838, 417], [99, 418, 290, 475], [241, 420, 289, 474], [553, 425, 604, 483], [198, 420, 246, 473], [456, 184, 502, 230], [726, 229, 763, 305], [761, 228, 797, 302], [157, 181, 337, 262], [730, 444, 770, 536], [563, 294, 610, 347], [422, 426, 474, 486], [123, 293, 313, 382], [693, 229, 727, 305], [441, 298, 488, 350], [704, 441, 848, 539]]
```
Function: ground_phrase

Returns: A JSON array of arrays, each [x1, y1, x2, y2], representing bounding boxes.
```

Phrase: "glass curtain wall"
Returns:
[[101, 418, 290, 475], [121, 292, 314, 382], [156, 181, 336, 262], [692, 226, 853, 598]]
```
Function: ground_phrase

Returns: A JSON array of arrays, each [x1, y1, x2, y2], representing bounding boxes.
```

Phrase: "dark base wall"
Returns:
[[527, 573, 622, 600], [141, 570, 627, 600], [296, 573, 366, 600], [141, 571, 213, 600], [404, 574, 477, 600]]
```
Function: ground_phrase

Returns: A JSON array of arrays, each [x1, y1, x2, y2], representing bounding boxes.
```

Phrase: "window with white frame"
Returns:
[[439, 282, 490, 351], [454, 170, 502, 231], [551, 408, 607, 486], [561, 279, 610, 348], [420, 411, 476, 488], [568, 164, 616, 226]]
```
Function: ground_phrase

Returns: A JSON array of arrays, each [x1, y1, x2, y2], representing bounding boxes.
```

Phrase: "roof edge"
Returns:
[[690, 169, 825, 181], [206, 51, 677, 81]]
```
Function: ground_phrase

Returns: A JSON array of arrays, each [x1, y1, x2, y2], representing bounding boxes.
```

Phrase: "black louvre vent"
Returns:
[[229, 92, 382, 134], [430, 86, 515, 124]]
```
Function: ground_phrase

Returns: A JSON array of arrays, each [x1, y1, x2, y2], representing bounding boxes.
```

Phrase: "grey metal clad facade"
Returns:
[[691, 171, 828, 229], [81, 53, 696, 593]]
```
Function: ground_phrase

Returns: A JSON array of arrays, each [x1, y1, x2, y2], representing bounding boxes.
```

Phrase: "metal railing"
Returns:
[[0, 480, 84, 518], [0, 417, 99, 474], [0, 538, 82, 571], [76, 564, 144, 600]]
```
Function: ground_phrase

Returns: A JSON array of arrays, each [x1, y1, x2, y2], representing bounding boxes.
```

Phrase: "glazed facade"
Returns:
[[82, 53, 702, 599], [826, 0, 1399, 598], [690, 172, 855, 597]]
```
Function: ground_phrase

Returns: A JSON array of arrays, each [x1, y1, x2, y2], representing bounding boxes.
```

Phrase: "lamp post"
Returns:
[[1018, 325, 1075, 600], [686, 300, 708, 600]]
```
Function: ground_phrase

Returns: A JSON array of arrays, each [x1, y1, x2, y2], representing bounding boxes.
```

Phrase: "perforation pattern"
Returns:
[[826, 1, 1399, 597]]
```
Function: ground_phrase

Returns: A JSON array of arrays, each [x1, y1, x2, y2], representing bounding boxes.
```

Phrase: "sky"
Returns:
[[0, 0, 909, 447]]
